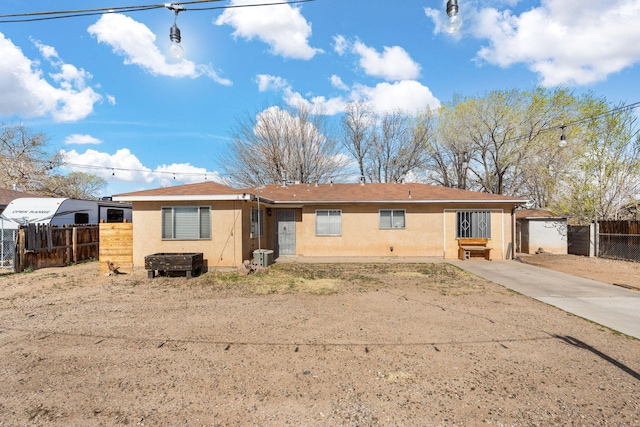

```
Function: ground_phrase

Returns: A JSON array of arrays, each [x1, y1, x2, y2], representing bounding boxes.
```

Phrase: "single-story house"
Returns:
[[113, 181, 528, 271], [516, 209, 568, 255]]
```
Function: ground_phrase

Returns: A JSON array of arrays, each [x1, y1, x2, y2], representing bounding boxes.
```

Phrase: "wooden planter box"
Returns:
[[144, 252, 203, 279]]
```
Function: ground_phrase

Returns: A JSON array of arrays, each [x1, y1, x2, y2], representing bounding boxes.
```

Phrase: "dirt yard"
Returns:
[[0, 259, 639, 426]]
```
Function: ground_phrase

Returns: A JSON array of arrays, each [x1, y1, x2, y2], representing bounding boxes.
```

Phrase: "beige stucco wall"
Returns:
[[293, 204, 444, 257], [130, 201, 518, 268], [443, 206, 515, 260], [241, 202, 274, 263], [272, 203, 517, 260], [519, 219, 568, 254], [131, 200, 245, 270]]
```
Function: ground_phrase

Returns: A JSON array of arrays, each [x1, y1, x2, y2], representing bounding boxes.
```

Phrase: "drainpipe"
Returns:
[[511, 206, 516, 260]]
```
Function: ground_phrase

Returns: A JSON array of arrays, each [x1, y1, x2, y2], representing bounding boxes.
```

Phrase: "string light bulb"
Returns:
[[559, 126, 567, 147], [166, 4, 185, 60], [445, 0, 462, 34]]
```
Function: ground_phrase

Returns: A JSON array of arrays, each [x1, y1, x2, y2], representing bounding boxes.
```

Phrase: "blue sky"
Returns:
[[1, 0, 640, 196]]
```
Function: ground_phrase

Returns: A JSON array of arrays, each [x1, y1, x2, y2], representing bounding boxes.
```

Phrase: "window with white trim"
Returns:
[[456, 211, 491, 238], [316, 210, 342, 236], [161, 206, 211, 240], [379, 209, 406, 229], [250, 207, 264, 238]]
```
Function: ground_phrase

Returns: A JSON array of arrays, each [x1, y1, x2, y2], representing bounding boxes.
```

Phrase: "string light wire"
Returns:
[[0, 0, 315, 23]]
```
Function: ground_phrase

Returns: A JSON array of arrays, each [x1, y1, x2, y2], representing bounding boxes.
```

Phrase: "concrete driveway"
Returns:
[[449, 259, 640, 340]]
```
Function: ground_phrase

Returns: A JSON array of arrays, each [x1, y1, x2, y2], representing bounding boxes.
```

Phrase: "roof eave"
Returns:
[[271, 199, 528, 205], [113, 194, 251, 202]]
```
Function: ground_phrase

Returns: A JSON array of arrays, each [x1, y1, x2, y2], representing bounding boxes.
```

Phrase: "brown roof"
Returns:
[[250, 183, 526, 204], [0, 187, 37, 207], [113, 181, 527, 204], [516, 209, 563, 219], [114, 181, 243, 198]]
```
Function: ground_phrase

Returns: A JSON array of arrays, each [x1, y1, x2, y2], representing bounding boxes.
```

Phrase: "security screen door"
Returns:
[[275, 210, 296, 256]]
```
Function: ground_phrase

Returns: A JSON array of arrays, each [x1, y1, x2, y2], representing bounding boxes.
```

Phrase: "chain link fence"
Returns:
[[1, 228, 17, 272], [599, 233, 640, 263]]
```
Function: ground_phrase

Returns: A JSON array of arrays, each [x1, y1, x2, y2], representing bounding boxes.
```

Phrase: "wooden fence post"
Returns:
[[72, 226, 78, 264], [15, 228, 25, 273]]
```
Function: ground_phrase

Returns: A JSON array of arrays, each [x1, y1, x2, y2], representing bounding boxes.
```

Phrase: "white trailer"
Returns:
[[0, 197, 132, 230]]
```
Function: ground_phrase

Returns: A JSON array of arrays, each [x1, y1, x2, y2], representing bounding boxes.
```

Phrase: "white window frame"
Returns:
[[161, 206, 211, 240], [315, 209, 342, 236], [250, 206, 264, 238], [456, 211, 491, 239], [379, 209, 406, 229]]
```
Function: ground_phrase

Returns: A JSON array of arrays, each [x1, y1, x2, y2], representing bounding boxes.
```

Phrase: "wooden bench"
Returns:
[[458, 238, 492, 260]]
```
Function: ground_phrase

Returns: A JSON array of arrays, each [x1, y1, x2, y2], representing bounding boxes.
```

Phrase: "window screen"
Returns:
[[379, 209, 406, 229], [161, 206, 211, 240], [316, 210, 342, 236], [251, 207, 264, 238]]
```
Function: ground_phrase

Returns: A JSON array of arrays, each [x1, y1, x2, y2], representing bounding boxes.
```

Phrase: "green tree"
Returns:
[[428, 88, 576, 197], [553, 97, 640, 222]]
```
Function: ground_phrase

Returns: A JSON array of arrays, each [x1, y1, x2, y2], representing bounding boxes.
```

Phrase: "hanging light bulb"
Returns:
[[166, 4, 185, 60], [559, 126, 567, 147], [445, 0, 462, 34]]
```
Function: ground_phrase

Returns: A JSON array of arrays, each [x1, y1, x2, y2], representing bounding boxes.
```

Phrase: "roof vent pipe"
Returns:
[[359, 176, 365, 185]]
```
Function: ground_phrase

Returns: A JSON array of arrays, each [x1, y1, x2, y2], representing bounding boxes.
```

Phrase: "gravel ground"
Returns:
[[0, 260, 638, 426]]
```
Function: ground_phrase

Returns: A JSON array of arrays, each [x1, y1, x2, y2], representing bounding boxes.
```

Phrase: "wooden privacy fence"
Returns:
[[14, 224, 100, 273], [98, 222, 133, 275], [13, 222, 134, 274]]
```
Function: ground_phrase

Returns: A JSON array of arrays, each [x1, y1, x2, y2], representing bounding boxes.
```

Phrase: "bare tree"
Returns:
[[37, 172, 108, 200], [342, 103, 435, 183], [0, 123, 62, 192], [223, 103, 348, 187], [341, 101, 375, 180]]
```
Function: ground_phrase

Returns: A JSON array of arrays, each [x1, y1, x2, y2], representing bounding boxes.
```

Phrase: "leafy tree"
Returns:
[[553, 97, 640, 222], [427, 88, 576, 198], [38, 172, 108, 200], [0, 123, 62, 192], [223, 103, 348, 187]]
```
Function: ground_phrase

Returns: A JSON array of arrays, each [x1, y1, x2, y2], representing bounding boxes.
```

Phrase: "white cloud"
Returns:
[[215, 0, 321, 60], [333, 35, 349, 55], [471, 0, 640, 86], [330, 75, 348, 91], [255, 37, 438, 116], [65, 134, 102, 145], [351, 80, 441, 114], [256, 74, 289, 92], [60, 148, 223, 189], [352, 41, 421, 81], [87, 13, 232, 85], [281, 79, 440, 116], [154, 163, 217, 187], [0, 33, 102, 122], [106, 95, 116, 105], [284, 88, 347, 116], [61, 148, 154, 183]]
